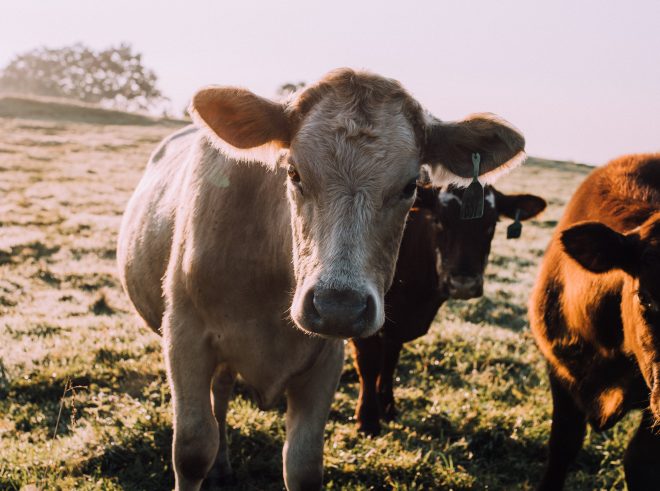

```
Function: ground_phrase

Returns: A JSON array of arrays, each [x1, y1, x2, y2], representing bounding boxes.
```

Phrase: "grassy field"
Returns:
[[0, 105, 636, 490]]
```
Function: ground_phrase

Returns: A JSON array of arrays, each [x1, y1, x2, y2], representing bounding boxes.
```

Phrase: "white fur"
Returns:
[[438, 191, 462, 206], [485, 188, 496, 208]]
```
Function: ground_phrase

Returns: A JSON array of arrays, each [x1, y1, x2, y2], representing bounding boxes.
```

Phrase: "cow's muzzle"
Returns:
[[447, 275, 484, 300], [298, 286, 378, 338]]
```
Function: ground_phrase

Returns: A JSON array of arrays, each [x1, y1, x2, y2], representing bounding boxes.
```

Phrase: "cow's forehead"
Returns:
[[290, 102, 419, 186], [439, 187, 496, 207], [438, 191, 462, 206]]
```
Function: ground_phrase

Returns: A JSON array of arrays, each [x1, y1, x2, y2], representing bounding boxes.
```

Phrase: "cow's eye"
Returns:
[[638, 290, 659, 313], [401, 178, 417, 200], [287, 165, 301, 184]]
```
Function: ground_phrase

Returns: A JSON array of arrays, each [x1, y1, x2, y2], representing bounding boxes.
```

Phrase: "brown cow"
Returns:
[[352, 183, 546, 435], [117, 68, 526, 490], [529, 153, 660, 490]]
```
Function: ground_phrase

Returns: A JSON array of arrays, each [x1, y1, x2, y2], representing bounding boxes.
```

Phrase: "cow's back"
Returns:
[[117, 126, 199, 330], [558, 154, 660, 233], [118, 125, 296, 333]]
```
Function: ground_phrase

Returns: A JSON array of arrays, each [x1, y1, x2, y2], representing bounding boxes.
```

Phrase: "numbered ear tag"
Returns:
[[507, 209, 523, 239], [460, 153, 484, 220]]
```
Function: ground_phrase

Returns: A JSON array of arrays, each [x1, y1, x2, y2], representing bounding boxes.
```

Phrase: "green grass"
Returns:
[[0, 113, 636, 490]]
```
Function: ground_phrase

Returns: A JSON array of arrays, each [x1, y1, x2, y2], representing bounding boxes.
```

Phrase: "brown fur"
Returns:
[[352, 184, 546, 435], [529, 153, 660, 490]]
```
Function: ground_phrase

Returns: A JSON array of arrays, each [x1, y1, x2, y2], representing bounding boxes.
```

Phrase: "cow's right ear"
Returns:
[[493, 189, 547, 220], [190, 86, 292, 167], [561, 222, 640, 275], [422, 113, 526, 186]]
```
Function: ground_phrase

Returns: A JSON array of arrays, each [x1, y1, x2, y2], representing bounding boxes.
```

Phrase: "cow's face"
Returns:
[[417, 185, 546, 299], [561, 213, 660, 421], [190, 69, 526, 338], [285, 98, 420, 338]]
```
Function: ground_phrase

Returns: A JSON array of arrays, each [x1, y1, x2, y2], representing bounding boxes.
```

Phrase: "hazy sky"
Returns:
[[2, 0, 659, 164]]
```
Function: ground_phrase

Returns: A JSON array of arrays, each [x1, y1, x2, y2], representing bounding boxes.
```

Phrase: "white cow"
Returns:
[[117, 68, 525, 490]]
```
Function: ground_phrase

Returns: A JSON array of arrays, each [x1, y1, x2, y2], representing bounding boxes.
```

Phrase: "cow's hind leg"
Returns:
[[203, 365, 237, 488], [377, 338, 403, 422], [538, 372, 586, 491], [351, 336, 383, 435], [283, 342, 343, 491], [624, 409, 660, 490], [164, 310, 219, 491]]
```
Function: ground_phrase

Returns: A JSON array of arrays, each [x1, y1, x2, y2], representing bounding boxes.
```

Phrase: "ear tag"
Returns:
[[507, 209, 523, 239], [460, 152, 484, 220]]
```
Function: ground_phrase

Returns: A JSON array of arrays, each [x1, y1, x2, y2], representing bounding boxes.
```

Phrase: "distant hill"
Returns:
[[0, 93, 187, 126], [0, 94, 594, 172]]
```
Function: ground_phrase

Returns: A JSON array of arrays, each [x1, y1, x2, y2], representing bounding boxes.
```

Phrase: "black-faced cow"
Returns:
[[117, 68, 526, 490], [529, 153, 660, 490], [351, 183, 546, 435]]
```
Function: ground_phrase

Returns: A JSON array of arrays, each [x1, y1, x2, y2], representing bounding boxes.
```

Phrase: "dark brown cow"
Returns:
[[351, 183, 546, 435], [530, 153, 660, 490]]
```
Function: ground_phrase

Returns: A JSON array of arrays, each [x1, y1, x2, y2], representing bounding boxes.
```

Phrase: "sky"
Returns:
[[1, 0, 659, 165]]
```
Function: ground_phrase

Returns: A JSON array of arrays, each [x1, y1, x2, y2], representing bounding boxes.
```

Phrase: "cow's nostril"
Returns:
[[448, 275, 483, 299], [449, 275, 479, 289], [312, 288, 368, 324], [297, 286, 379, 338], [303, 287, 321, 323]]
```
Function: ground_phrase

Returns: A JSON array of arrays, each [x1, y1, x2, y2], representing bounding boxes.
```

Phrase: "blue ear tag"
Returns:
[[507, 209, 522, 239], [460, 153, 484, 220]]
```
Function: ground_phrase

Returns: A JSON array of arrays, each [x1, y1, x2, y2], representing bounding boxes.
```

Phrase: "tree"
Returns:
[[0, 43, 166, 111], [277, 81, 305, 97]]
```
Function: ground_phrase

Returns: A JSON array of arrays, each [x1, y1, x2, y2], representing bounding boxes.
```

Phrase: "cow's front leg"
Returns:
[[283, 341, 343, 491], [377, 338, 403, 422], [624, 408, 660, 490], [164, 310, 219, 491], [204, 365, 236, 487], [538, 372, 586, 491], [351, 336, 383, 435]]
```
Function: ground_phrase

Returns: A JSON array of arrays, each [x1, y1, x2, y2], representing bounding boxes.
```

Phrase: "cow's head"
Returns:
[[190, 69, 526, 338], [417, 184, 546, 299], [561, 213, 660, 421]]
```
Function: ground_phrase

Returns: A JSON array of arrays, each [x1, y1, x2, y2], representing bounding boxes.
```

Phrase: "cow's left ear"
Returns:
[[561, 222, 641, 275], [422, 113, 526, 186], [493, 189, 547, 220]]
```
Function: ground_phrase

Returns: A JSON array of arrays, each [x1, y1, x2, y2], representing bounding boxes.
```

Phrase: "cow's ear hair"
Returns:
[[414, 184, 438, 210], [561, 222, 640, 275], [190, 86, 292, 168], [422, 113, 526, 186], [493, 189, 547, 220]]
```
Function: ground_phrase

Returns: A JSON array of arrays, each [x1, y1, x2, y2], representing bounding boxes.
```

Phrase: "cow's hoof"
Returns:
[[356, 419, 381, 437]]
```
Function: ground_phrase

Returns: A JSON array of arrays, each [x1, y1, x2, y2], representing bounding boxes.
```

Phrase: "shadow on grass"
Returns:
[[444, 296, 528, 331], [0, 241, 60, 265], [4, 367, 165, 404], [72, 406, 286, 491]]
